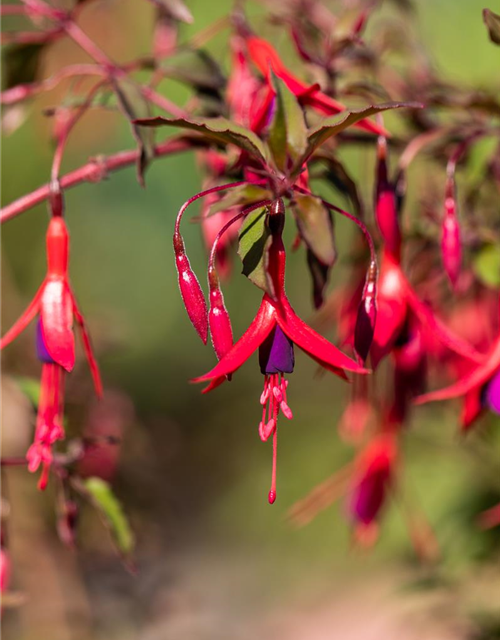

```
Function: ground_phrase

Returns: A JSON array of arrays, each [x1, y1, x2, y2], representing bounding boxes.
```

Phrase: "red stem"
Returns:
[[51, 81, 106, 184], [293, 185, 377, 263], [174, 181, 264, 237], [1, 138, 193, 223], [1, 64, 106, 106], [208, 199, 272, 275]]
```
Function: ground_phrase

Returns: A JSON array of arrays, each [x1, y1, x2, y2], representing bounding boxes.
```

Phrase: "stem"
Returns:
[[139, 85, 187, 119], [446, 129, 486, 180], [1, 27, 64, 45], [1, 64, 106, 106], [174, 180, 265, 238], [64, 18, 187, 118], [63, 20, 114, 70], [293, 185, 376, 263], [51, 81, 106, 184], [398, 127, 454, 172], [208, 199, 272, 277], [1, 137, 194, 223]]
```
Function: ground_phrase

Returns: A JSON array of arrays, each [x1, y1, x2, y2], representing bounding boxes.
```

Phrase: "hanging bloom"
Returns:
[[288, 432, 397, 545], [1, 215, 102, 486], [416, 333, 500, 430], [348, 434, 397, 544], [0, 216, 101, 392], [194, 200, 367, 503]]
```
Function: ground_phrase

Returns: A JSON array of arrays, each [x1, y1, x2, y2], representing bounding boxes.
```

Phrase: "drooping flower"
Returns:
[[194, 199, 367, 503], [1, 215, 102, 486], [1, 216, 101, 392], [416, 332, 500, 430], [348, 434, 397, 544]]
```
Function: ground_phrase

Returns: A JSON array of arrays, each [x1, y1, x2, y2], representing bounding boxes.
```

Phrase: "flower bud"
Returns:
[[441, 195, 462, 288], [174, 231, 208, 344], [208, 269, 233, 360]]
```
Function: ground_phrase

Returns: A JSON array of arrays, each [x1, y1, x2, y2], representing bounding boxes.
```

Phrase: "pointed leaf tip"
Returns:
[[483, 9, 500, 45]]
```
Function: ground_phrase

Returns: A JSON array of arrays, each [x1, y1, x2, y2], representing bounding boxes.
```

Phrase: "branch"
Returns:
[[0, 137, 196, 223]]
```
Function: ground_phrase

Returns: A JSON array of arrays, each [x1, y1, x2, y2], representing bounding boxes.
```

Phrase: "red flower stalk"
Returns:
[[194, 199, 367, 503], [244, 35, 387, 137], [0, 215, 101, 391], [416, 332, 500, 430]]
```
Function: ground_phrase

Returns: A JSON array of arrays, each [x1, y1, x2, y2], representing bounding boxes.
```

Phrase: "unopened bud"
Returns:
[[174, 231, 208, 344]]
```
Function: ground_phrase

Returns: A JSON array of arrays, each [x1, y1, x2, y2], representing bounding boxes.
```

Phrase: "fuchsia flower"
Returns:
[[348, 434, 397, 543], [416, 332, 500, 430], [244, 35, 386, 137], [1, 215, 102, 487], [288, 432, 398, 544], [194, 200, 367, 503]]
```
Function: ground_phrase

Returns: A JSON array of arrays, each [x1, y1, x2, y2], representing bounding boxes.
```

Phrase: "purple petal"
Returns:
[[484, 368, 500, 415], [349, 471, 386, 525], [259, 325, 295, 374], [36, 318, 56, 364]]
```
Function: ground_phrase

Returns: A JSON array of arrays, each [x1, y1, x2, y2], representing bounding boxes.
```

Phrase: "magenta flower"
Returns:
[[348, 434, 396, 543], [1, 216, 102, 487], [194, 200, 367, 503], [416, 334, 500, 429]]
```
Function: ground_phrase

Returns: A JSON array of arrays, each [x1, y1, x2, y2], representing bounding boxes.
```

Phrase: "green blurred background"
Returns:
[[2, 1, 500, 638]]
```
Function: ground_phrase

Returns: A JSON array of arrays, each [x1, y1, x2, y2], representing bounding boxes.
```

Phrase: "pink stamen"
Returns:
[[257, 374, 294, 500], [268, 426, 278, 504]]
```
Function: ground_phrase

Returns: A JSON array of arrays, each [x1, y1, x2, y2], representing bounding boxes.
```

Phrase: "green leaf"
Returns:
[[268, 74, 308, 171], [292, 193, 336, 266], [473, 244, 500, 288], [2, 43, 45, 90], [302, 101, 421, 164], [208, 184, 271, 217], [112, 78, 155, 186], [306, 249, 330, 309], [84, 477, 135, 557], [135, 115, 268, 164], [160, 48, 225, 91], [147, 0, 193, 23], [483, 9, 500, 45], [15, 376, 41, 406], [318, 154, 364, 220], [237, 206, 273, 294]]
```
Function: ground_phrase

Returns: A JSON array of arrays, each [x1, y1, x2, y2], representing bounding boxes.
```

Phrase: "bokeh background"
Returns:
[[2, 1, 500, 638]]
